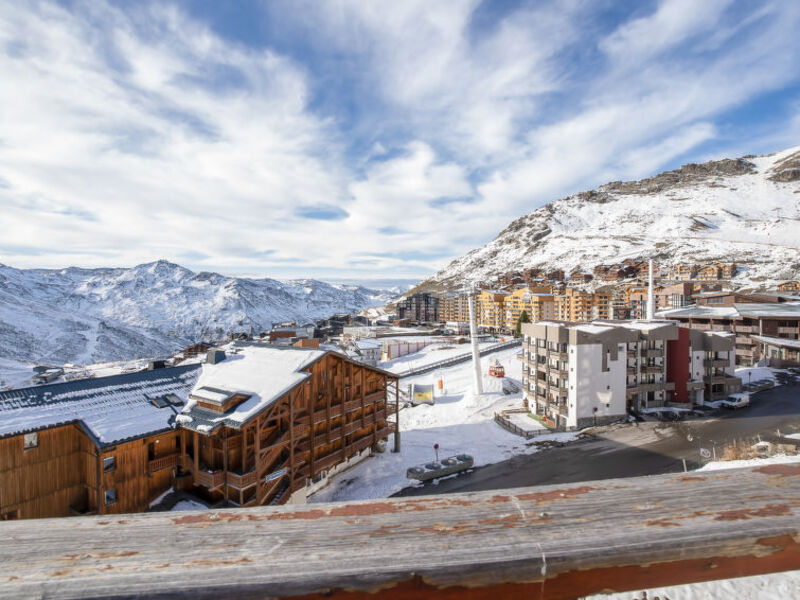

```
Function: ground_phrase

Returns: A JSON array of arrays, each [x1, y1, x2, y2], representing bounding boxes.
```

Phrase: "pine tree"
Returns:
[[515, 310, 530, 337]]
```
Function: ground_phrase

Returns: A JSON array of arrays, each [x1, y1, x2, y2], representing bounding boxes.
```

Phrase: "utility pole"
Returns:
[[468, 292, 483, 396]]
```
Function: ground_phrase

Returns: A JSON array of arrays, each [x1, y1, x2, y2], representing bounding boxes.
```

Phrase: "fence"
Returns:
[[395, 338, 522, 378], [1, 465, 798, 599], [494, 408, 553, 439]]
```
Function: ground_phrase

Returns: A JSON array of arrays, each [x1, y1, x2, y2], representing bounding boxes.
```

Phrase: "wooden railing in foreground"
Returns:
[[1, 464, 799, 599]]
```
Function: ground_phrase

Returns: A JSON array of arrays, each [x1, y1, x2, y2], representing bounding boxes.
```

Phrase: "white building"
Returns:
[[521, 320, 740, 430]]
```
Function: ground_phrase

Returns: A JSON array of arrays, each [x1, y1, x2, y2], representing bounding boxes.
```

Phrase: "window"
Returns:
[[23, 432, 38, 450], [104, 489, 117, 505], [103, 456, 116, 472]]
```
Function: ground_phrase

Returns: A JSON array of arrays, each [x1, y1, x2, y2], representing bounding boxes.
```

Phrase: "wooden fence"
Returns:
[[1, 464, 798, 599]]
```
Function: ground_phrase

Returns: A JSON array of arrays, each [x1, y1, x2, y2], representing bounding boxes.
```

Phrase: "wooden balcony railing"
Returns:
[[2, 466, 798, 598], [226, 469, 257, 490], [0, 464, 800, 600], [148, 453, 179, 473]]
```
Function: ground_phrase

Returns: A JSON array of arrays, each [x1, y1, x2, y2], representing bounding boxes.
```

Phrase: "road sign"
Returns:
[[700, 448, 712, 459]]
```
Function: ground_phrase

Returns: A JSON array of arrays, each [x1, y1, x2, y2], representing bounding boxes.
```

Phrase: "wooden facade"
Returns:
[[181, 353, 398, 507], [1, 351, 398, 520], [0, 424, 179, 520]]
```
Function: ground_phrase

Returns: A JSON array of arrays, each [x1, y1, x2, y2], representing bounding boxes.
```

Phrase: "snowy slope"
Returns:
[[414, 146, 800, 293], [0, 260, 393, 365]]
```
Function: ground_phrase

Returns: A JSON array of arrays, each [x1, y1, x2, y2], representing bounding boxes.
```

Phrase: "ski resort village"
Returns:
[[1, 148, 800, 597], [3, 1, 800, 593]]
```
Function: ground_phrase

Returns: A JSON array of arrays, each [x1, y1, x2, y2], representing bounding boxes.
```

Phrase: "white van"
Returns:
[[720, 392, 750, 409]]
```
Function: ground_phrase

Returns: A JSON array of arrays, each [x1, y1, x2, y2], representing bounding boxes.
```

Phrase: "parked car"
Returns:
[[720, 392, 750, 409]]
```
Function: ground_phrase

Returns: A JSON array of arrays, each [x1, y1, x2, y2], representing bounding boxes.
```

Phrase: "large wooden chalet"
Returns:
[[0, 345, 398, 520]]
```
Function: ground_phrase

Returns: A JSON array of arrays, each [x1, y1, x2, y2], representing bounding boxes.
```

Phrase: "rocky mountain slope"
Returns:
[[0, 260, 392, 365], [412, 146, 800, 294]]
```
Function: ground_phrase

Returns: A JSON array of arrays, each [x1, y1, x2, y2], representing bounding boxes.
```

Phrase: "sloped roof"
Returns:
[[0, 364, 201, 445], [177, 345, 326, 433]]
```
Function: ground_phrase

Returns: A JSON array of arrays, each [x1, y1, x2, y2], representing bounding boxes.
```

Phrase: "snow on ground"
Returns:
[[309, 346, 578, 503], [505, 411, 548, 434], [0, 357, 34, 389], [697, 454, 800, 472], [378, 337, 502, 375], [170, 499, 208, 511], [586, 569, 800, 599], [735, 365, 780, 384]]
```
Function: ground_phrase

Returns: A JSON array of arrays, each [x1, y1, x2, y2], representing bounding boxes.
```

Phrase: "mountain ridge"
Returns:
[[0, 260, 395, 366], [408, 146, 800, 295]]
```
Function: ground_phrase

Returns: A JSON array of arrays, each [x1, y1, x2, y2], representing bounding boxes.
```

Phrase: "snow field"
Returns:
[[309, 346, 577, 503]]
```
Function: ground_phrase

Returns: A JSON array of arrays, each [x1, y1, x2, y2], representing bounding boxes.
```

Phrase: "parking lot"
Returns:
[[395, 370, 800, 497]]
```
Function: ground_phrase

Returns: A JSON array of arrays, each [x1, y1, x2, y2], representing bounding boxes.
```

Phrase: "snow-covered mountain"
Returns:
[[412, 146, 800, 294], [0, 260, 395, 365]]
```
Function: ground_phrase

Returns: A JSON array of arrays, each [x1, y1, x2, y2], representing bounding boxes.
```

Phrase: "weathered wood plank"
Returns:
[[0, 464, 798, 599]]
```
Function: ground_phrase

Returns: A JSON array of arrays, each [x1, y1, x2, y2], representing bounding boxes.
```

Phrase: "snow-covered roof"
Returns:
[[659, 302, 800, 320], [354, 339, 381, 350], [659, 305, 739, 318], [572, 324, 616, 334], [0, 364, 201, 445], [752, 335, 800, 350], [179, 345, 326, 432]]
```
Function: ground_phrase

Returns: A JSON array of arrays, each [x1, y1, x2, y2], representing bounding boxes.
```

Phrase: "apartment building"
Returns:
[[661, 300, 800, 365], [555, 288, 611, 322], [476, 290, 510, 331], [777, 281, 800, 294], [396, 293, 440, 323], [521, 320, 740, 430], [440, 292, 470, 323], [666, 328, 740, 404], [521, 321, 679, 430], [502, 288, 556, 330], [672, 263, 697, 281]]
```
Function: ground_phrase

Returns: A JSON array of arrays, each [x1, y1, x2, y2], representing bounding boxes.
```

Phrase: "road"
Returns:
[[394, 372, 800, 497]]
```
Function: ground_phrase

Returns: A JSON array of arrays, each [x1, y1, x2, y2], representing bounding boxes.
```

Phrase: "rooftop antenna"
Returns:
[[646, 259, 655, 320], [466, 289, 484, 396]]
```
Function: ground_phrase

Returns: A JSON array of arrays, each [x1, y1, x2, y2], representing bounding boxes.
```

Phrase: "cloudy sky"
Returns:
[[1, 0, 799, 281]]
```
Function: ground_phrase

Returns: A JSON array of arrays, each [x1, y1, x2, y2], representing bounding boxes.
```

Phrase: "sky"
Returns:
[[1, 0, 799, 281]]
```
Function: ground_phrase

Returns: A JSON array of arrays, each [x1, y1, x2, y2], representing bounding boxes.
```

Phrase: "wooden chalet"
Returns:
[[174, 344, 398, 507], [0, 346, 398, 520], [0, 364, 202, 520]]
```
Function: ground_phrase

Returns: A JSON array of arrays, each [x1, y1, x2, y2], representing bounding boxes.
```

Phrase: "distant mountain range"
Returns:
[[0, 260, 397, 365], [409, 146, 800, 295]]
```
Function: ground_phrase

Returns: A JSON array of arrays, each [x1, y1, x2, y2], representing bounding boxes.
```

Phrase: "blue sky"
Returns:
[[1, 0, 799, 281]]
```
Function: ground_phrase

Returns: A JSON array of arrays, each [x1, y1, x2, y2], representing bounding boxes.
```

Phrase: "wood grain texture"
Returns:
[[0, 464, 798, 599]]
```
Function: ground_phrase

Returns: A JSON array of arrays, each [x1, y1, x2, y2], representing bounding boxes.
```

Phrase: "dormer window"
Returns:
[[190, 387, 251, 413]]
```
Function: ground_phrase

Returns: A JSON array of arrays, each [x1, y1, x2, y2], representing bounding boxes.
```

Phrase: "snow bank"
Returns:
[[585, 569, 800, 599], [697, 454, 800, 472]]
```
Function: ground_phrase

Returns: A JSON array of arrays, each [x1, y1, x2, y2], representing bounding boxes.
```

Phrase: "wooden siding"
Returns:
[[1, 423, 180, 520], [99, 431, 180, 516], [182, 352, 394, 507], [0, 424, 96, 520]]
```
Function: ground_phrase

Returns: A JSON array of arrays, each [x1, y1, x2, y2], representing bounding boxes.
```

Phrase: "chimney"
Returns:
[[646, 260, 655, 320]]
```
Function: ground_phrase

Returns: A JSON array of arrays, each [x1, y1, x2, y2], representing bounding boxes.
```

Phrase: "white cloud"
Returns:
[[0, 0, 799, 280]]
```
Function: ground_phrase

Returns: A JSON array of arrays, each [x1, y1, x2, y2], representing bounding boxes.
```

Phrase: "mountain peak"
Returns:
[[411, 146, 800, 294]]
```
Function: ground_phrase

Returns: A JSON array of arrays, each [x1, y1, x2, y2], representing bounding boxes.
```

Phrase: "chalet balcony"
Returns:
[[778, 326, 798, 335], [626, 349, 636, 358], [148, 453, 179, 474], [642, 348, 663, 358], [626, 366, 636, 375], [182, 456, 225, 490], [642, 365, 663, 374], [735, 325, 757, 333], [226, 469, 258, 490], [692, 323, 711, 331], [735, 336, 751, 344]]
